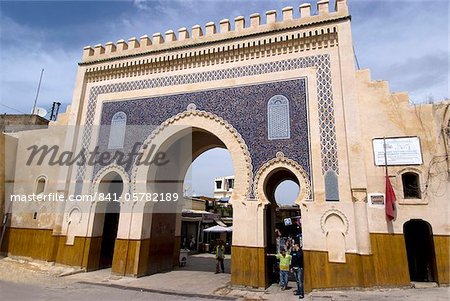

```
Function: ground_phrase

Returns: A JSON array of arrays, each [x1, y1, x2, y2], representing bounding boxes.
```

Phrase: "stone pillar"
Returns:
[[231, 200, 268, 288], [352, 189, 371, 254]]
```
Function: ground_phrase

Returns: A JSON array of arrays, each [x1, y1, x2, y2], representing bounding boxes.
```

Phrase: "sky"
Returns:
[[0, 0, 448, 201]]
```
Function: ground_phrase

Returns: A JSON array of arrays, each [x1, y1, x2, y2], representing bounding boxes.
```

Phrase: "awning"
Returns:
[[182, 209, 220, 222], [203, 225, 233, 233]]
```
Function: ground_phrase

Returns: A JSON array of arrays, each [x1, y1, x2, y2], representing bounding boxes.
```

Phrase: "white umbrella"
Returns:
[[203, 225, 232, 233]]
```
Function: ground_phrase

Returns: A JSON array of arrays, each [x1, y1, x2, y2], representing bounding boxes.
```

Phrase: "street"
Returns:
[[0, 256, 449, 301], [0, 280, 219, 301]]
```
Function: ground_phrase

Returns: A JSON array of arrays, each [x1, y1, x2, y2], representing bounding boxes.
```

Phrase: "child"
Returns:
[[275, 248, 292, 290]]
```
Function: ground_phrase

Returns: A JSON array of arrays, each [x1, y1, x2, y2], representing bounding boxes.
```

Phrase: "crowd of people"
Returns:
[[272, 227, 304, 299]]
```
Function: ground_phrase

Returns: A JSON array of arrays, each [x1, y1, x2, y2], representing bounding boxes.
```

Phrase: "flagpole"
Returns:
[[383, 136, 388, 177], [32, 68, 44, 114], [383, 136, 396, 222]]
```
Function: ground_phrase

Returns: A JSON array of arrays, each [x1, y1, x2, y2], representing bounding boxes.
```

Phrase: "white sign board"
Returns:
[[283, 218, 292, 226], [373, 137, 423, 166], [368, 193, 385, 207]]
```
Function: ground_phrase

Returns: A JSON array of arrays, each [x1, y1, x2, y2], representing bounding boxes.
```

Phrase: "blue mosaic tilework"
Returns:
[[95, 79, 310, 180], [76, 55, 339, 187]]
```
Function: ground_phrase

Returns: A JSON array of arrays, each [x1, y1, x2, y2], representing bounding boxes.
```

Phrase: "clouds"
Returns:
[[0, 16, 46, 45], [0, 15, 79, 114], [133, 0, 152, 11], [0, 0, 448, 195], [1, 0, 447, 114], [350, 0, 449, 102], [385, 53, 449, 101]]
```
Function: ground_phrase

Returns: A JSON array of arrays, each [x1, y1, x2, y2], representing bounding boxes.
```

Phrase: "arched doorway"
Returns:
[[403, 219, 438, 282], [144, 127, 241, 275], [253, 153, 310, 287], [181, 148, 234, 273], [130, 110, 252, 279], [96, 171, 122, 269], [183, 149, 234, 246], [263, 167, 302, 284]]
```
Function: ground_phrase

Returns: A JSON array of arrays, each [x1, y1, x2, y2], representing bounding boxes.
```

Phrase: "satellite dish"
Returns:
[[32, 107, 48, 117]]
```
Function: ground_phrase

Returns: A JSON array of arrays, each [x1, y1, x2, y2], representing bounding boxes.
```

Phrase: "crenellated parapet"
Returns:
[[81, 0, 348, 64]]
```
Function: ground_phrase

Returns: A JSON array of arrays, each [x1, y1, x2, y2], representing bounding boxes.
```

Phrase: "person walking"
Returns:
[[189, 235, 196, 251], [290, 244, 304, 298], [275, 248, 292, 290], [215, 240, 225, 273], [275, 228, 282, 253]]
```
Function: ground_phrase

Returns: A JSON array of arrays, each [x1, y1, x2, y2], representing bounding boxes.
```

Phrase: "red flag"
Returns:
[[385, 176, 396, 221]]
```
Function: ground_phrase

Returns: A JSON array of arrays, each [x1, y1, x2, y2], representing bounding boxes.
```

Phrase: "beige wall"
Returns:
[[3, 0, 449, 286], [356, 69, 449, 235], [9, 126, 67, 230]]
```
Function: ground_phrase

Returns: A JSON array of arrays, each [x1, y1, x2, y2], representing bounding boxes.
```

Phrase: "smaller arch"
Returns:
[[91, 167, 124, 269], [98, 172, 124, 199], [67, 206, 83, 224], [320, 209, 349, 235], [66, 206, 82, 245], [399, 170, 422, 199], [91, 164, 130, 201], [34, 175, 47, 195], [403, 219, 438, 282], [321, 209, 348, 263], [255, 152, 311, 204]]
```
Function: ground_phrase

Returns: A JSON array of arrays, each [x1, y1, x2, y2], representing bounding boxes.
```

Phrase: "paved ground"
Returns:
[[0, 280, 222, 301], [0, 255, 448, 301]]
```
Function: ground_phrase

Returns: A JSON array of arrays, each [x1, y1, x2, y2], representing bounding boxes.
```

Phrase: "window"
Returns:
[[226, 178, 234, 190], [215, 180, 222, 190], [108, 111, 127, 149], [36, 177, 46, 195], [268, 95, 290, 140], [402, 172, 421, 199], [325, 170, 339, 201]]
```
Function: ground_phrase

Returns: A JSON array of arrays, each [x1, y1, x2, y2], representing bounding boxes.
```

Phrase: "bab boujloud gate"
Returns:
[[1, 0, 449, 291]]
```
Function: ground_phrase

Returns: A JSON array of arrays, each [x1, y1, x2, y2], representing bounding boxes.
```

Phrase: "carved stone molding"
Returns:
[[90, 163, 130, 200], [320, 208, 349, 235], [130, 109, 253, 198], [254, 152, 311, 203], [351, 188, 368, 203]]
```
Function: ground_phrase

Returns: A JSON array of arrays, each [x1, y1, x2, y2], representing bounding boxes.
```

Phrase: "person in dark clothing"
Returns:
[[215, 240, 225, 273], [290, 244, 304, 298]]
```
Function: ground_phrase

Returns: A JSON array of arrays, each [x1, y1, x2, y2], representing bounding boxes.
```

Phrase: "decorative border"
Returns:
[[76, 55, 339, 189], [320, 208, 349, 235], [130, 107, 253, 197], [66, 206, 82, 224], [89, 163, 131, 198], [253, 151, 312, 202]]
